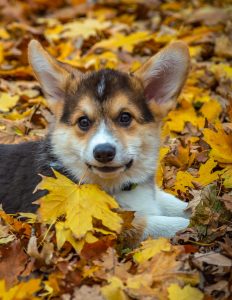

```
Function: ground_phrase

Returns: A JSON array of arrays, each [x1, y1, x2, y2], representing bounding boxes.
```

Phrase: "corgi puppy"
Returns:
[[0, 40, 190, 242]]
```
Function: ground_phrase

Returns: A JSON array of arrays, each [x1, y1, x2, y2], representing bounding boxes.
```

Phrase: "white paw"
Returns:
[[143, 215, 190, 239]]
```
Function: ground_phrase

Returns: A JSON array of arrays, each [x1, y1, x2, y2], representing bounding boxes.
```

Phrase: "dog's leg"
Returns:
[[120, 214, 189, 248], [155, 188, 189, 218], [143, 215, 189, 239]]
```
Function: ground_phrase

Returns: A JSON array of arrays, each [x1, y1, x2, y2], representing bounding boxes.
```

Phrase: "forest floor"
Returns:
[[0, 0, 231, 299]]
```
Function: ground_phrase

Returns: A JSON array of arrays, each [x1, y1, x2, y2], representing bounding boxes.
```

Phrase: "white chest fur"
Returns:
[[114, 183, 161, 215]]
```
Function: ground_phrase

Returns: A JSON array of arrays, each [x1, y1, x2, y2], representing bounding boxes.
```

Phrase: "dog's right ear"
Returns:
[[134, 41, 190, 118], [28, 40, 81, 109]]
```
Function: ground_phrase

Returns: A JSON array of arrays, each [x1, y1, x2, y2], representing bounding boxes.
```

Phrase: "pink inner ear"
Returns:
[[137, 42, 190, 104], [144, 71, 173, 104], [144, 77, 166, 103]]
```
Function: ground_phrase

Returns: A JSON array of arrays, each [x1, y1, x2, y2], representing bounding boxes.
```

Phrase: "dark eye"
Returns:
[[118, 112, 132, 127], [77, 116, 91, 131]]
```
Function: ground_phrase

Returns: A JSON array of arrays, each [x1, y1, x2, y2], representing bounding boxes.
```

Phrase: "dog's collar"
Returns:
[[121, 182, 138, 191]]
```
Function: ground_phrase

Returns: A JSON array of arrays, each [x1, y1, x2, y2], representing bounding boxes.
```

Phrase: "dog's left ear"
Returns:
[[135, 41, 190, 117]]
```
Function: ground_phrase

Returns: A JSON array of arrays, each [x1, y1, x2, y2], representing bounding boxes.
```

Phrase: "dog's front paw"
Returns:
[[118, 214, 148, 249]]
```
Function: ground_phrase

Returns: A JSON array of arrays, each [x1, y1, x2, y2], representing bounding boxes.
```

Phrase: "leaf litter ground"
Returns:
[[0, 0, 232, 299]]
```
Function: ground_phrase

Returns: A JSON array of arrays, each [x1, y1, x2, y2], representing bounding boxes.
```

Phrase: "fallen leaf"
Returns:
[[193, 252, 232, 267], [167, 284, 204, 300], [0, 241, 29, 288], [101, 276, 128, 300], [92, 32, 151, 52], [0, 278, 41, 300], [200, 99, 222, 121], [166, 107, 205, 133], [0, 224, 15, 245], [0, 92, 19, 112], [45, 19, 110, 41], [204, 124, 232, 164], [133, 238, 171, 264], [174, 158, 220, 193], [37, 170, 122, 252]]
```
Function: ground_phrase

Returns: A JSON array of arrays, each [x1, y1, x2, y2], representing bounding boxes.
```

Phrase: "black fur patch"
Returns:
[[61, 69, 154, 124], [0, 140, 66, 213]]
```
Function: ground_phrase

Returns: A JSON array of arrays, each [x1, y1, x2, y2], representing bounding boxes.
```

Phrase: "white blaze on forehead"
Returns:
[[97, 74, 106, 98], [89, 121, 115, 149]]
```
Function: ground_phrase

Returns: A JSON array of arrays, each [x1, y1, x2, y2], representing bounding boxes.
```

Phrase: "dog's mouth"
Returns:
[[86, 159, 133, 174]]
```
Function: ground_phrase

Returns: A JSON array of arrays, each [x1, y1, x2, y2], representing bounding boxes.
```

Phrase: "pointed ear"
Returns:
[[28, 40, 81, 106], [135, 41, 190, 116]]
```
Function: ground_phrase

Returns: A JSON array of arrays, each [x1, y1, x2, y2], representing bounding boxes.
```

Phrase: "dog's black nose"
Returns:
[[93, 143, 116, 163]]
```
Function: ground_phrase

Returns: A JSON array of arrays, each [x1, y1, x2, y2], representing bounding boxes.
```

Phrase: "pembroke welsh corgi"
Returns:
[[0, 40, 190, 243]]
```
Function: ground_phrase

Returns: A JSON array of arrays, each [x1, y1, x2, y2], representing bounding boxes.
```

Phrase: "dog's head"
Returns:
[[28, 40, 189, 192]]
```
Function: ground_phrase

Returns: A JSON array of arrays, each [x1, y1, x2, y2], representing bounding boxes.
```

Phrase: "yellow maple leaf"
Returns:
[[200, 99, 222, 121], [210, 63, 232, 80], [0, 43, 4, 64], [0, 279, 41, 300], [221, 166, 232, 188], [92, 32, 151, 52], [156, 146, 169, 187], [204, 124, 232, 164], [55, 221, 85, 253], [0, 28, 10, 39], [165, 107, 205, 132], [133, 238, 171, 264], [0, 92, 19, 112], [101, 276, 128, 300], [67, 51, 119, 70], [37, 170, 122, 251], [167, 284, 203, 300], [55, 221, 99, 252], [174, 158, 220, 193], [174, 171, 195, 193], [197, 157, 220, 185], [45, 19, 110, 41], [189, 45, 203, 58], [65, 184, 122, 238]]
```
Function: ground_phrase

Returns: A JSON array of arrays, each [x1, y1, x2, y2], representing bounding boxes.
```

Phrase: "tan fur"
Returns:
[[105, 92, 146, 123], [69, 96, 100, 125], [120, 215, 147, 249]]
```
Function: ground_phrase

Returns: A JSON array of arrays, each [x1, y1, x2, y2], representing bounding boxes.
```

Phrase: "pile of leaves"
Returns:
[[0, 0, 232, 299]]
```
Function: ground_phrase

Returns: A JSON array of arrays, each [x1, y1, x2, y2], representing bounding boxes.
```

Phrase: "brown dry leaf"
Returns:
[[215, 35, 232, 59], [73, 285, 104, 300], [219, 194, 232, 212], [27, 235, 54, 265], [0, 224, 15, 245], [193, 252, 232, 267], [0, 240, 29, 288]]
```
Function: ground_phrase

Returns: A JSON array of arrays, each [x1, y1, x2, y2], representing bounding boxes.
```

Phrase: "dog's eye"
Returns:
[[118, 112, 132, 127], [77, 116, 91, 131]]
